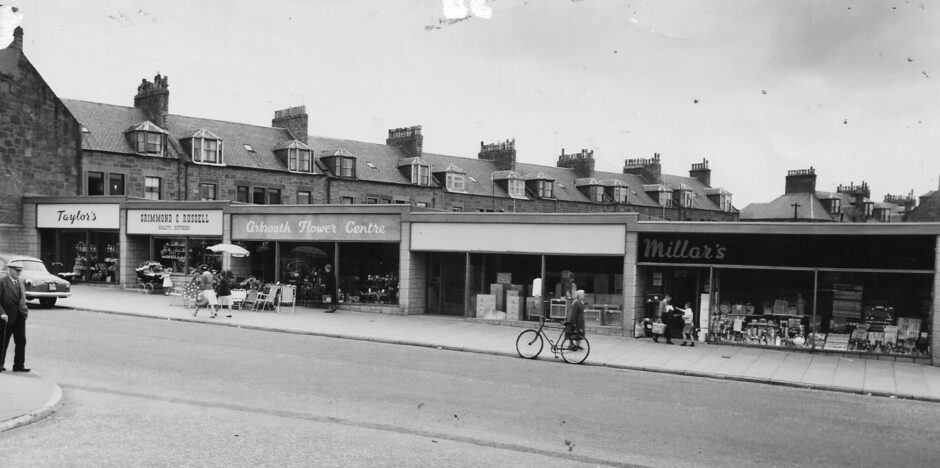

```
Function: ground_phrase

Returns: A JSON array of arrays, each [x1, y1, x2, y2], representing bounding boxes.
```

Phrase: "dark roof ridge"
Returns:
[[62, 98, 287, 134]]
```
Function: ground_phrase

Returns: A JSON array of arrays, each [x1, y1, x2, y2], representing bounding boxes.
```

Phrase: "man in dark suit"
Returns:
[[0, 263, 30, 373]]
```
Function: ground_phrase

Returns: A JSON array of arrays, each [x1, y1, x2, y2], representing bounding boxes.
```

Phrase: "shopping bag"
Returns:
[[651, 322, 666, 335]]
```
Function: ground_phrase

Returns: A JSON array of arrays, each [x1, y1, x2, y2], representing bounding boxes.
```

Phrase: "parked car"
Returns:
[[0, 254, 72, 308]]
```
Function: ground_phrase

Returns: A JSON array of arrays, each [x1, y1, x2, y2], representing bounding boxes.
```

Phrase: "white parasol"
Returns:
[[207, 243, 250, 257]]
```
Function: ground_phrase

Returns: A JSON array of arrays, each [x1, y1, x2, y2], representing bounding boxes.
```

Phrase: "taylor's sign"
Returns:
[[127, 209, 223, 235], [232, 214, 400, 241], [36, 204, 120, 229]]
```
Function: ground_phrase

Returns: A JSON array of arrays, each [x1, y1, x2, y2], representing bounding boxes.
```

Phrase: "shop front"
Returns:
[[410, 213, 632, 334], [125, 203, 226, 287], [635, 222, 939, 363], [230, 206, 405, 312], [36, 201, 122, 284]]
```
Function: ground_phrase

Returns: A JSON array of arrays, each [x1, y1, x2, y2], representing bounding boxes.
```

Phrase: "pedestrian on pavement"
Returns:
[[679, 302, 695, 347], [653, 294, 674, 344], [566, 289, 586, 350], [323, 264, 337, 313], [0, 263, 30, 372], [193, 265, 219, 318], [216, 270, 235, 318]]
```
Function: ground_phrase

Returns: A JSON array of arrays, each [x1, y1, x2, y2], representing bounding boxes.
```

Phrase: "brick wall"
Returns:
[[0, 46, 81, 226]]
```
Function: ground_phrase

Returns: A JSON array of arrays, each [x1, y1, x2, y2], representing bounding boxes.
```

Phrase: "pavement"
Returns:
[[4, 284, 940, 433]]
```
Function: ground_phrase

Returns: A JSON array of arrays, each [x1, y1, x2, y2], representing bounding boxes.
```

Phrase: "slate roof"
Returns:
[[906, 190, 940, 221], [740, 193, 833, 221], [61, 98, 734, 209]]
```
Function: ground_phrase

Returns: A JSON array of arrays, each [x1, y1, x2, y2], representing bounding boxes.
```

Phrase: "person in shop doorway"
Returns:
[[323, 264, 337, 313], [678, 301, 695, 347], [653, 294, 674, 344], [216, 270, 235, 318], [0, 263, 30, 372], [193, 265, 219, 318], [566, 290, 586, 350]]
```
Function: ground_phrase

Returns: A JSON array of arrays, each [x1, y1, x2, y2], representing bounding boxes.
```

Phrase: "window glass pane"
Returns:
[[147, 133, 162, 154], [301, 151, 311, 172], [269, 189, 282, 205], [205, 139, 218, 163], [144, 177, 161, 200], [193, 138, 202, 162], [297, 191, 311, 204], [419, 166, 429, 185], [341, 157, 354, 177], [236, 186, 249, 203], [88, 171, 105, 196], [288, 149, 297, 171], [252, 187, 266, 204], [199, 183, 217, 201], [341, 196, 354, 204], [136, 132, 146, 153], [109, 173, 125, 195]]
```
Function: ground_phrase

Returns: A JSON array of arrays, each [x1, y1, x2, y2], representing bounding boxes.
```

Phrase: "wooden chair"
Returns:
[[230, 289, 247, 310], [253, 283, 281, 312], [240, 289, 258, 310], [277, 284, 296, 314]]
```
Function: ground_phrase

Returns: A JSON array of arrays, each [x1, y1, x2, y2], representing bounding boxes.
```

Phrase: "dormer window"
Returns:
[[446, 173, 465, 191], [589, 186, 604, 202], [831, 198, 842, 214], [611, 186, 628, 203], [508, 179, 525, 198], [864, 201, 874, 218], [184, 129, 224, 165], [288, 148, 312, 173], [412, 163, 430, 186], [537, 180, 553, 198], [126, 121, 168, 157], [275, 140, 314, 174], [320, 148, 357, 178]]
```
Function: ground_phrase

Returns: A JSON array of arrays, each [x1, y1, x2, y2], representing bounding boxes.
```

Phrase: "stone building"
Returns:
[[740, 167, 915, 222], [0, 27, 82, 253]]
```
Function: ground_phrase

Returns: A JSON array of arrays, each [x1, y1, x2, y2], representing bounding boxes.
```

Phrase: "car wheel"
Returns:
[[40, 298, 57, 308]]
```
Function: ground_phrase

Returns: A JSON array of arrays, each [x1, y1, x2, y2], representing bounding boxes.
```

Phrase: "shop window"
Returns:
[[252, 187, 267, 204], [288, 148, 313, 173], [144, 177, 161, 200], [446, 173, 465, 191], [199, 183, 217, 201], [193, 137, 222, 164], [236, 186, 249, 203], [88, 171, 105, 196], [297, 191, 311, 204], [109, 173, 125, 195], [268, 189, 282, 205], [341, 196, 355, 204], [136, 131, 165, 155]]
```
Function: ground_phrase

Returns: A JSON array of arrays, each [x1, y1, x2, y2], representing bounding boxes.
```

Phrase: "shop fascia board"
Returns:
[[406, 211, 639, 225], [228, 204, 412, 216], [635, 221, 940, 236]]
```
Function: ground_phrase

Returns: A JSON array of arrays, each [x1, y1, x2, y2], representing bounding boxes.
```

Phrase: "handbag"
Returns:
[[651, 321, 666, 335]]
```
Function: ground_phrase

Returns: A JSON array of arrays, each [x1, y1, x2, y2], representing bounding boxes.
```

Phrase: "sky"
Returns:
[[4, 0, 939, 207]]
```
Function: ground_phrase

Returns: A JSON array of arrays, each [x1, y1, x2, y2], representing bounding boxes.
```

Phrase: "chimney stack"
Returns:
[[557, 148, 595, 178], [386, 125, 423, 158], [784, 167, 816, 194], [689, 158, 711, 186], [272, 106, 309, 144], [11, 26, 23, 51], [479, 139, 516, 171], [133, 74, 169, 128], [623, 153, 662, 183]]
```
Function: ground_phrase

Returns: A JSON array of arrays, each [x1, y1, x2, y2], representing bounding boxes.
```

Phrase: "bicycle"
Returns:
[[515, 316, 591, 364]]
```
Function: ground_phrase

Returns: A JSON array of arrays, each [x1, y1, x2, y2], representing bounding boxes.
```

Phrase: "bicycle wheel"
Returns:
[[560, 335, 590, 364], [515, 329, 543, 359]]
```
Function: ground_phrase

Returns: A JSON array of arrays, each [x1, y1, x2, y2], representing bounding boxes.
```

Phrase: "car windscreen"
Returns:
[[10, 260, 49, 273]]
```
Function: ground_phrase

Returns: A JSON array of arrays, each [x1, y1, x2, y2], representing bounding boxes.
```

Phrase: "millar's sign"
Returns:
[[643, 238, 727, 261]]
